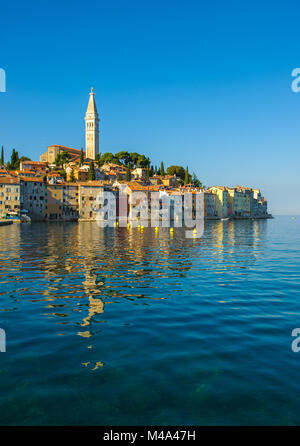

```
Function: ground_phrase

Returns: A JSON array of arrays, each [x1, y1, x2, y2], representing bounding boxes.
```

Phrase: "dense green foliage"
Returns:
[[126, 165, 131, 181], [6, 149, 30, 170], [80, 148, 84, 166], [88, 161, 96, 180], [55, 151, 71, 167], [184, 166, 190, 185], [191, 172, 202, 188], [69, 169, 76, 183], [166, 165, 185, 180], [97, 151, 150, 168], [0, 146, 4, 165]]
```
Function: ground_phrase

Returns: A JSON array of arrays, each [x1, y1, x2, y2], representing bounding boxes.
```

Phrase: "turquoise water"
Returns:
[[0, 217, 300, 425]]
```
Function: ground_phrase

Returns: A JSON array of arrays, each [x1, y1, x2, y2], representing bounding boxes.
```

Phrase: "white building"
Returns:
[[85, 87, 100, 160]]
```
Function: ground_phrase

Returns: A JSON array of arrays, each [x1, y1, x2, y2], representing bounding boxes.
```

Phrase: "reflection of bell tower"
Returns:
[[85, 87, 99, 160]]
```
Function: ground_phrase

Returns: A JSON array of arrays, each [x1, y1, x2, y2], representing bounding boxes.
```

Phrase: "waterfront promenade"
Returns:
[[0, 220, 13, 226]]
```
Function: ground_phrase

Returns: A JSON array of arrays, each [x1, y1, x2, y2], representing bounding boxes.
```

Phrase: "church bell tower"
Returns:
[[85, 87, 99, 160]]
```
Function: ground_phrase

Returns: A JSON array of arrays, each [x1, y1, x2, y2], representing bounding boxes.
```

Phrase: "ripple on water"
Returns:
[[0, 217, 300, 425]]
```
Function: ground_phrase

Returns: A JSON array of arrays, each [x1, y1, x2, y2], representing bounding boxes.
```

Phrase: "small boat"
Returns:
[[221, 217, 230, 221], [3, 210, 31, 223], [20, 209, 31, 223], [4, 210, 19, 220]]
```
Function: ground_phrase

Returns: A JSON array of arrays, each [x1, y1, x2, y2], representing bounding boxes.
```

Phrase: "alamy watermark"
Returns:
[[0, 328, 6, 352], [291, 328, 300, 352], [291, 68, 300, 93], [95, 191, 205, 238], [0, 68, 6, 92]]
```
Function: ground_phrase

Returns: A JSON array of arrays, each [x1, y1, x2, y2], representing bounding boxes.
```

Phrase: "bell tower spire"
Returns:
[[85, 87, 99, 160]]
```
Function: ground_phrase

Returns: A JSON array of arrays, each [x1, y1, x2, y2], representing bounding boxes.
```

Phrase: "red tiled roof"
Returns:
[[21, 161, 46, 165], [19, 177, 44, 183], [48, 145, 84, 154], [0, 176, 19, 184]]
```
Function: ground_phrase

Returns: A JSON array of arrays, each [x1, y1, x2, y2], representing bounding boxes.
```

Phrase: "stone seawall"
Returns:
[[0, 220, 13, 226]]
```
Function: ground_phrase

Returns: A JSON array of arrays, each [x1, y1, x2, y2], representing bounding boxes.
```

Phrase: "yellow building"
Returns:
[[208, 187, 228, 218], [204, 191, 217, 218], [78, 182, 114, 221], [66, 165, 89, 182], [40, 145, 83, 164], [45, 184, 64, 220], [0, 176, 21, 218], [227, 187, 251, 217]]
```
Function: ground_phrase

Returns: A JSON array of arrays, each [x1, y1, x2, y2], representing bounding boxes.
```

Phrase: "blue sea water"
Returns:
[[0, 216, 300, 425]]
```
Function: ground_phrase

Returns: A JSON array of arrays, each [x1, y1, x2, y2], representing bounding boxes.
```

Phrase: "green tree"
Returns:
[[154, 165, 158, 175], [12, 149, 18, 168], [137, 154, 150, 168], [54, 153, 62, 167], [61, 151, 70, 165], [146, 165, 150, 181], [88, 161, 96, 180], [0, 146, 4, 165], [99, 152, 117, 165], [55, 151, 70, 168], [160, 161, 165, 177], [166, 165, 185, 180], [69, 169, 76, 183], [58, 170, 67, 181], [126, 165, 131, 181], [129, 152, 139, 167], [79, 148, 84, 166], [7, 148, 19, 170], [115, 151, 131, 166], [95, 152, 101, 166], [184, 166, 190, 185], [192, 172, 202, 188]]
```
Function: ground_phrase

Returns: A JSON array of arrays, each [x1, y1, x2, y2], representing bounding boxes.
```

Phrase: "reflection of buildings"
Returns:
[[81, 296, 104, 327], [0, 222, 21, 276], [205, 218, 267, 265], [15, 219, 268, 340]]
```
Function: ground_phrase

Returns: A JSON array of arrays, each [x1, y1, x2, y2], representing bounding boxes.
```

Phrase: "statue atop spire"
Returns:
[[85, 88, 99, 160]]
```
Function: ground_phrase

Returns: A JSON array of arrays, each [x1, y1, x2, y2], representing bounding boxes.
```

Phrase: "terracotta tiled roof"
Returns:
[[48, 145, 82, 152], [47, 172, 63, 177], [19, 177, 44, 183], [126, 183, 160, 192], [0, 176, 20, 184], [78, 181, 107, 186], [17, 169, 37, 174], [21, 161, 46, 165]]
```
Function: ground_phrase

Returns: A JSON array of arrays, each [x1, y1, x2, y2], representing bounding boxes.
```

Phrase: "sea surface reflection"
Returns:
[[0, 217, 300, 425]]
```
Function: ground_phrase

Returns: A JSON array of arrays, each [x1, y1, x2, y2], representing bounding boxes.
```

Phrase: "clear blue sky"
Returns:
[[1, 0, 300, 214]]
